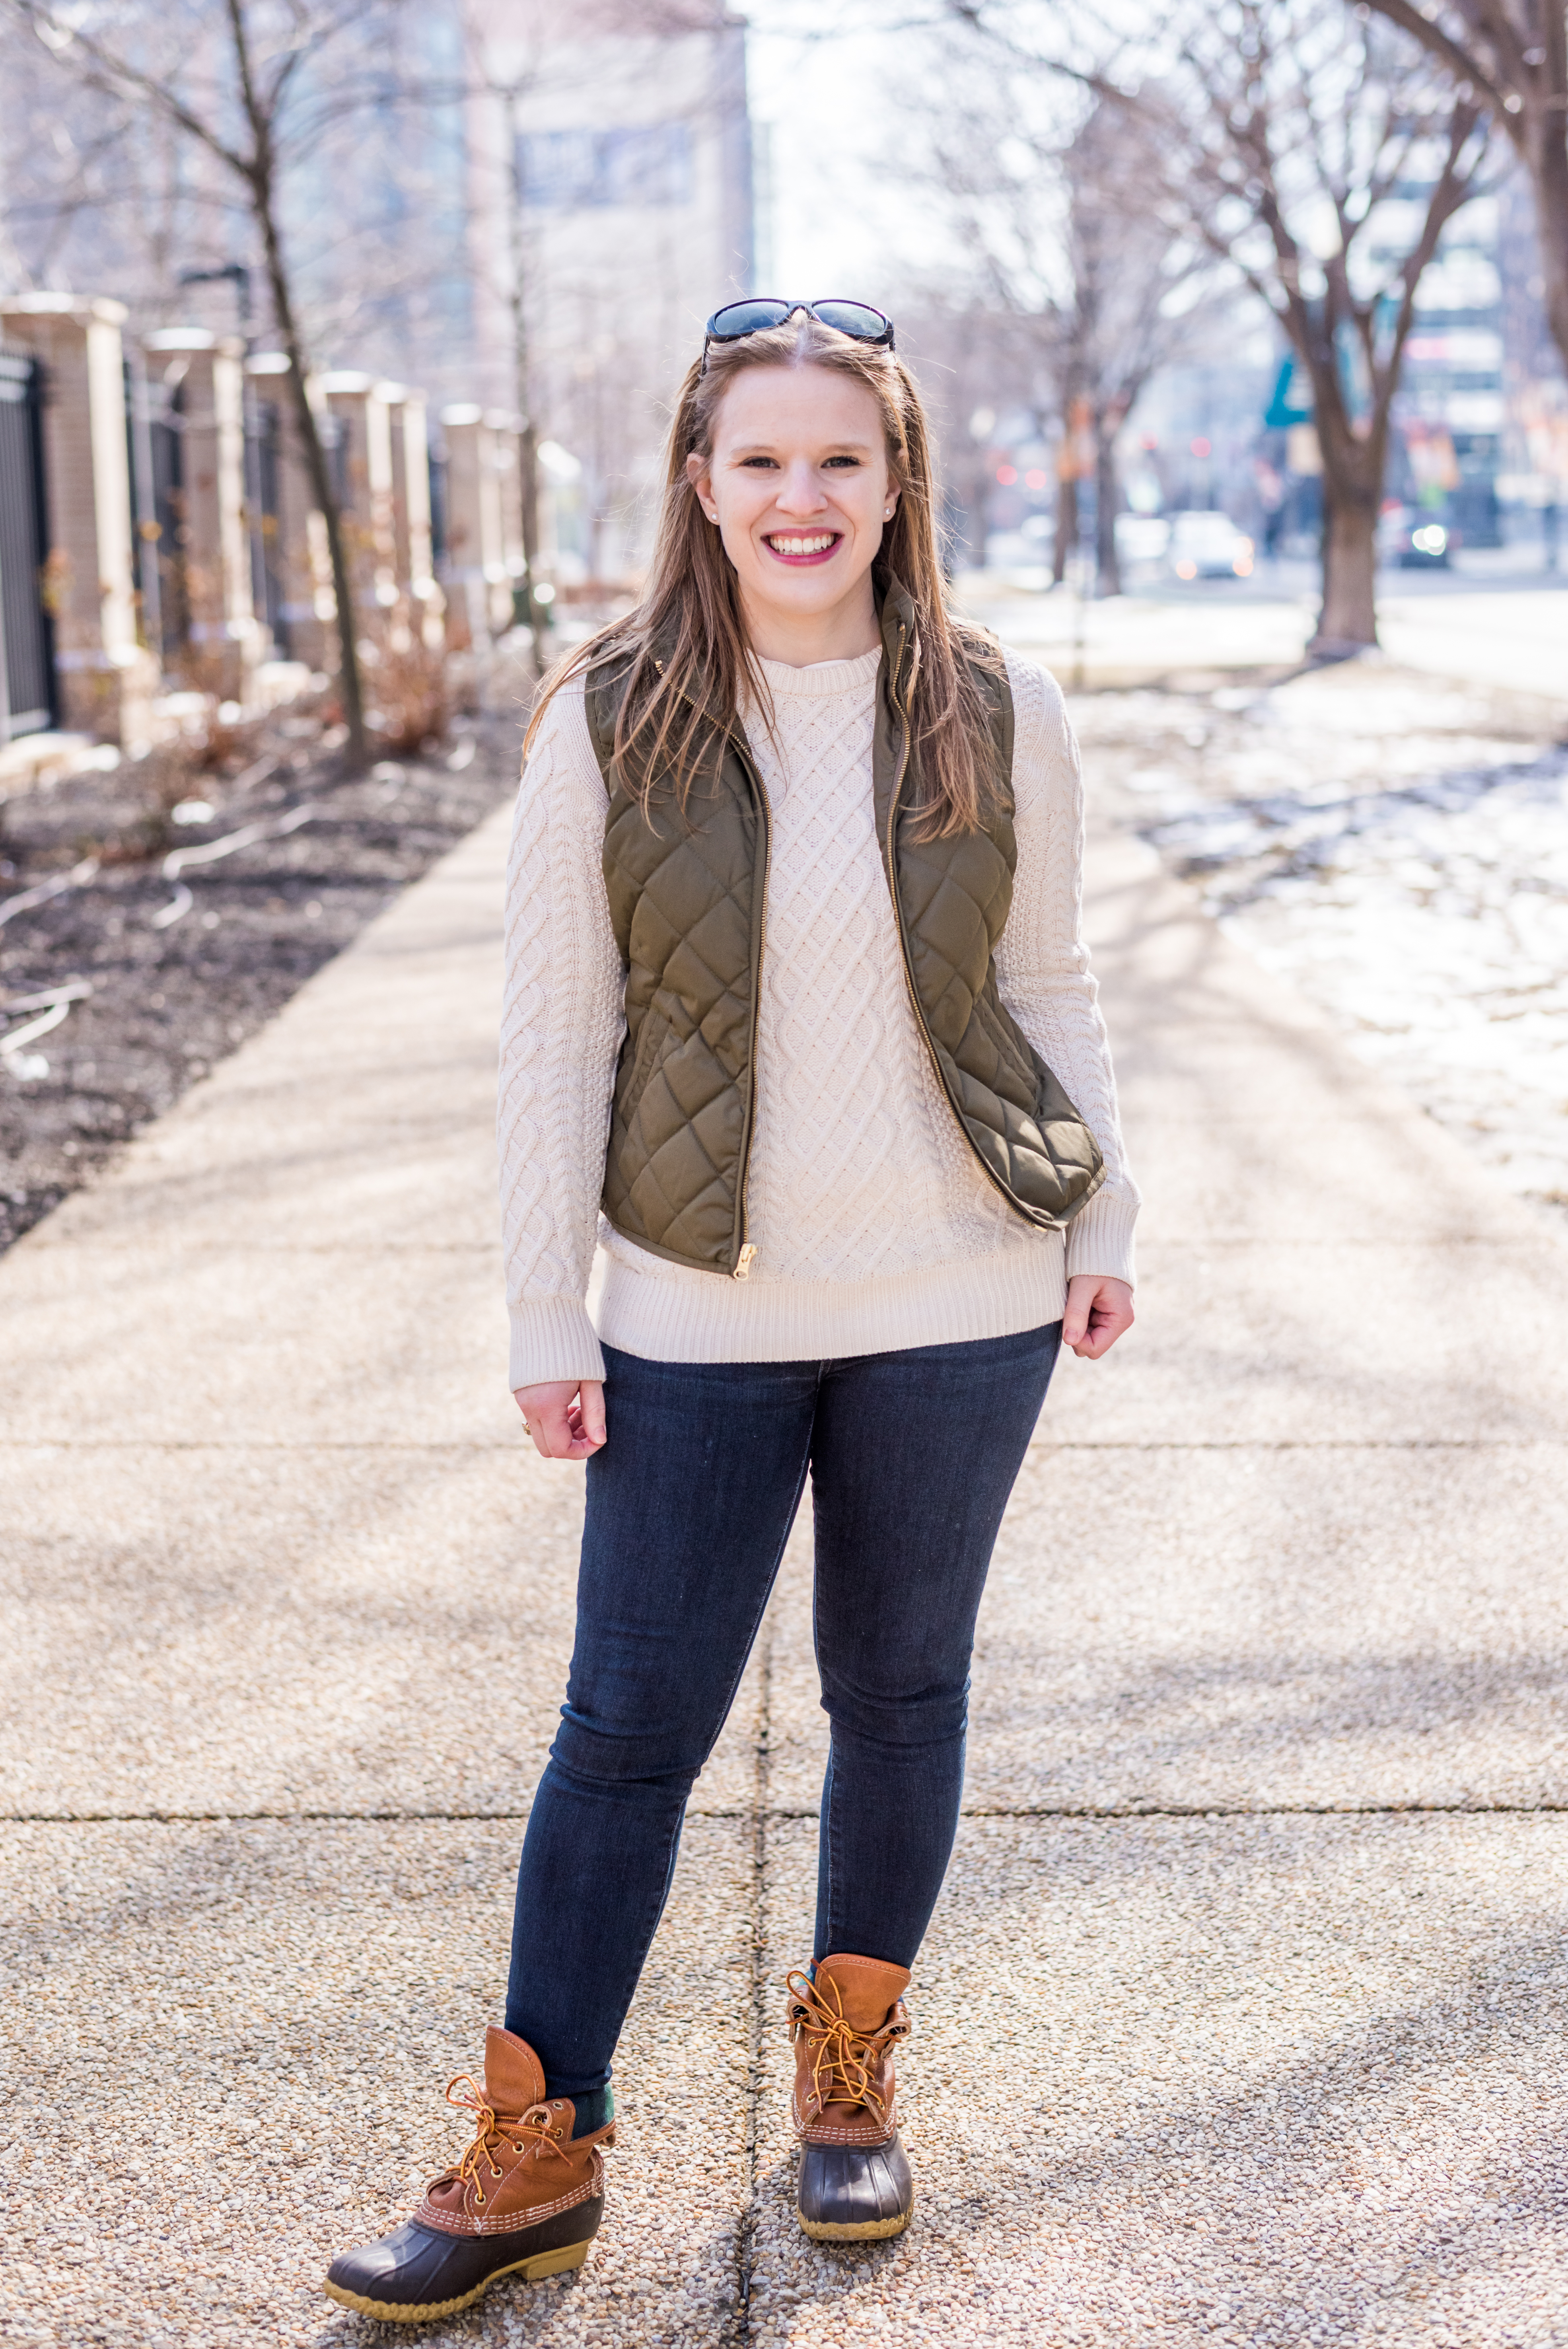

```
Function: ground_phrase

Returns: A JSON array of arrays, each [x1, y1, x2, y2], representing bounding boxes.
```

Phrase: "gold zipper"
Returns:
[[731, 736, 772, 1277]]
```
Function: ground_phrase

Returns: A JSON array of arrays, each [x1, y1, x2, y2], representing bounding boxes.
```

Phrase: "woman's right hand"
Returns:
[[513, 1379, 607, 1460]]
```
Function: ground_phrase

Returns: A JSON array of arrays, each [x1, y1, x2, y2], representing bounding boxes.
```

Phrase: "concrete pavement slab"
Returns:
[[0, 800, 517, 1447], [0, 1442, 761, 1822], [1111, 1111, 1537, 1246], [17, 800, 514, 1259], [0, 1240, 516, 1447], [748, 1811, 1568, 2349], [0, 1816, 752, 2349], [1037, 1238, 1568, 1445], [757, 1444, 1568, 1816]]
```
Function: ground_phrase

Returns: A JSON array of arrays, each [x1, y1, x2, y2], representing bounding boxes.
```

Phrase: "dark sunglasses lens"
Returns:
[[709, 300, 791, 339], [812, 302, 890, 340]]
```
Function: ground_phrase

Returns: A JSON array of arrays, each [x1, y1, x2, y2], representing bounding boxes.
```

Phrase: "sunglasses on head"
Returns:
[[700, 298, 895, 374]]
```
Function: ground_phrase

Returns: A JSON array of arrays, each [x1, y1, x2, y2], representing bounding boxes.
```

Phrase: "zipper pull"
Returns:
[[733, 1244, 757, 1281]]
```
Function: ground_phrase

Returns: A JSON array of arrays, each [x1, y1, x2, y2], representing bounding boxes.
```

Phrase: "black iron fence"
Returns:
[[0, 348, 56, 742]]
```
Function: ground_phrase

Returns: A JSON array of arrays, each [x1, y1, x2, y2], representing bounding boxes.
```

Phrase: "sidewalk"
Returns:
[[964, 570, 1568, 707], [4, 752, 1567, 2346]]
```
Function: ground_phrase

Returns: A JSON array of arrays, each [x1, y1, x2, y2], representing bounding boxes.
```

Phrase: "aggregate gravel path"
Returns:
[[3, 694, 1566, 2347], [2, 1818, 752, 2349], [749, 1813, 1568, 2349]]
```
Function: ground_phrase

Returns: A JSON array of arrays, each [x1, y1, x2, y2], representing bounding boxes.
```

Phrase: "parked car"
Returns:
[[1114, 512, 1173, 566], [1378, 507, 1453, 568], [1165, 510, 1255, 580]]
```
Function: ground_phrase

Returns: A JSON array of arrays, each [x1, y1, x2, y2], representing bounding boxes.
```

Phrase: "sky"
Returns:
[[744, 1, 961, 300]]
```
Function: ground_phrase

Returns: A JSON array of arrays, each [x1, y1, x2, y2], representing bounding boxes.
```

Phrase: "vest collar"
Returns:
[[870, 578, 921, 852], [876, 576, 921, 709]]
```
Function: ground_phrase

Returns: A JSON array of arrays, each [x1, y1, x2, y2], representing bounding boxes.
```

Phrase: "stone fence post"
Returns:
[[438, 404, 523, 652], [243, 352, 335, 676], [0, 293, 158, 745], [141, 328, 263, 702]]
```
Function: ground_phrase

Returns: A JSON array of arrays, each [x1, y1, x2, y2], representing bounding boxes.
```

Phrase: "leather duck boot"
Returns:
[[323, 2026, 613, 2322], [787, 1954, 914, 2242]]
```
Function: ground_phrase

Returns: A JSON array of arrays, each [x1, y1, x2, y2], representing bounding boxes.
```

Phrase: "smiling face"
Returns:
[[686, 363, 899, 664]]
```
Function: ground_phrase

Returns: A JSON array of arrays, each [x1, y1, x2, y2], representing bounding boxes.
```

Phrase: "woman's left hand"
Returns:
[[1062, 1275, 1135, 1360]]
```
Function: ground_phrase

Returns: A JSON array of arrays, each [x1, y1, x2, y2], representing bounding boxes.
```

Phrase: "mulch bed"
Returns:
[[0, 702, 522, 1257]]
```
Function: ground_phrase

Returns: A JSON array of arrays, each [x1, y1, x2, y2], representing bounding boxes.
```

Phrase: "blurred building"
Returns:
[[1497, 171, 1567, 563], [1384, 182, 1507, 548], [463, 0, 756, 585], [1124, 355, 1277, 536]]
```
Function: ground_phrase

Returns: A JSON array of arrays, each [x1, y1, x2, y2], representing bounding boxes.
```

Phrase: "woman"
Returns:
[[325, 298, 1137, 2325]]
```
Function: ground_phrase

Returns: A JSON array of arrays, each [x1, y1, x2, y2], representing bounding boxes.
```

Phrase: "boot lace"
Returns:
[[785, 1968, 906, 2126], [440, 2074, 570, 2210]]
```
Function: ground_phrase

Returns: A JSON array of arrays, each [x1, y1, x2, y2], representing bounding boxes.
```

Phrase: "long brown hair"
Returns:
[[526, 313, 1002, 836]]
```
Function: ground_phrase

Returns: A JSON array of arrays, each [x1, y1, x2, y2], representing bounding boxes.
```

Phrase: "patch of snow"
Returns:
[[1077, 671, 1568, 1222]]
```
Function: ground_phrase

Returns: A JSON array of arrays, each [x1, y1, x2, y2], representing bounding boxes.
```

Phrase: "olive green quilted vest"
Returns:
[[586, 582, 1105, 1278]]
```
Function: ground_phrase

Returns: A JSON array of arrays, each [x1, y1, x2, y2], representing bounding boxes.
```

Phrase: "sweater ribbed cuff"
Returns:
[[1064, 1187, 1139, 1289], [508, 1297, 607, 1392]]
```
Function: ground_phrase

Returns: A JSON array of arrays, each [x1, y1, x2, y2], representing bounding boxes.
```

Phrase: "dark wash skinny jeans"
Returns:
[[505, 1322, 1061, 2102]]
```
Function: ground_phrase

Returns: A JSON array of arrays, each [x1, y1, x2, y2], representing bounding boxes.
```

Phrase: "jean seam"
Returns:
[[824, 1736, 843, 1960], [595, 1792, 688, 2079], [688, 1416, 815, 1780]]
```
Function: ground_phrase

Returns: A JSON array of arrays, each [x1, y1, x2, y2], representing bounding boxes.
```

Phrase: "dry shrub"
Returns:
[[370, 638, 450, 754], [97, 736, 209, 864], [103, 690, 274, 864]]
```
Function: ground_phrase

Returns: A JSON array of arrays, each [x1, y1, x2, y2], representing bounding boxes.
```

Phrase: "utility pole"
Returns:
[[502, 81, 552, 679]]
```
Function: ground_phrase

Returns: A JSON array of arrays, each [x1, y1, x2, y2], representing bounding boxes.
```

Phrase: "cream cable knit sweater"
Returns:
[[498, 645, 1139, 1388]]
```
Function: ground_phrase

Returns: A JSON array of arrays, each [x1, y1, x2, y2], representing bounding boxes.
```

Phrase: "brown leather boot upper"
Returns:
[[788, 1954, 911, 2150], [413, 2027, 613, 2240]]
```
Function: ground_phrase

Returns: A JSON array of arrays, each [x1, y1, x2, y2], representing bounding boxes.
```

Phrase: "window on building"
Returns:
[[519, 122, 693, 210]]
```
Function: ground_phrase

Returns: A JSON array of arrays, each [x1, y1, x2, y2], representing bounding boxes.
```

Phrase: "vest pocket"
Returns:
[[620, 1009, 659, 1114], [619, 997, 680, 1129]]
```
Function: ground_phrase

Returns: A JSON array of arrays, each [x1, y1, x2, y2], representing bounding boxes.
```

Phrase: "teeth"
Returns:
[[769, 533, 837, 555]]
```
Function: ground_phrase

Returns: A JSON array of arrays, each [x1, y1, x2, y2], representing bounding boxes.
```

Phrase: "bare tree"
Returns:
[[1148, 0, 1493, 648], [1047, 95, 1229, 593], [2, 0, 410, 769], [1360, 0, 1568, 378], [459, 0, 754, 621], [946, 0, 1494, 646], [460, 13, 556, 673], [899, 297, 1038, 574], [913, 63, 1233, 595]]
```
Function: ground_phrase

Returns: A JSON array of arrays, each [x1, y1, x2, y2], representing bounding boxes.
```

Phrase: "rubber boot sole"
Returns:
[[321, 2236, 589, 2321], [798, 2202, 913, 2243]]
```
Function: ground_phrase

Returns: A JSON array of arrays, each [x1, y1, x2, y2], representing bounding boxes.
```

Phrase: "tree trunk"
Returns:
[[518, 415, 550, 666], [222, 0, 366, 772], [1095, 429, 1120, 597], [507, 112, 551, 681], [262, 242, 368, 771], [1314, 485, 1379, 653], [1538, 133, 1568, 383], [1052, 471, 1077, 586]]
